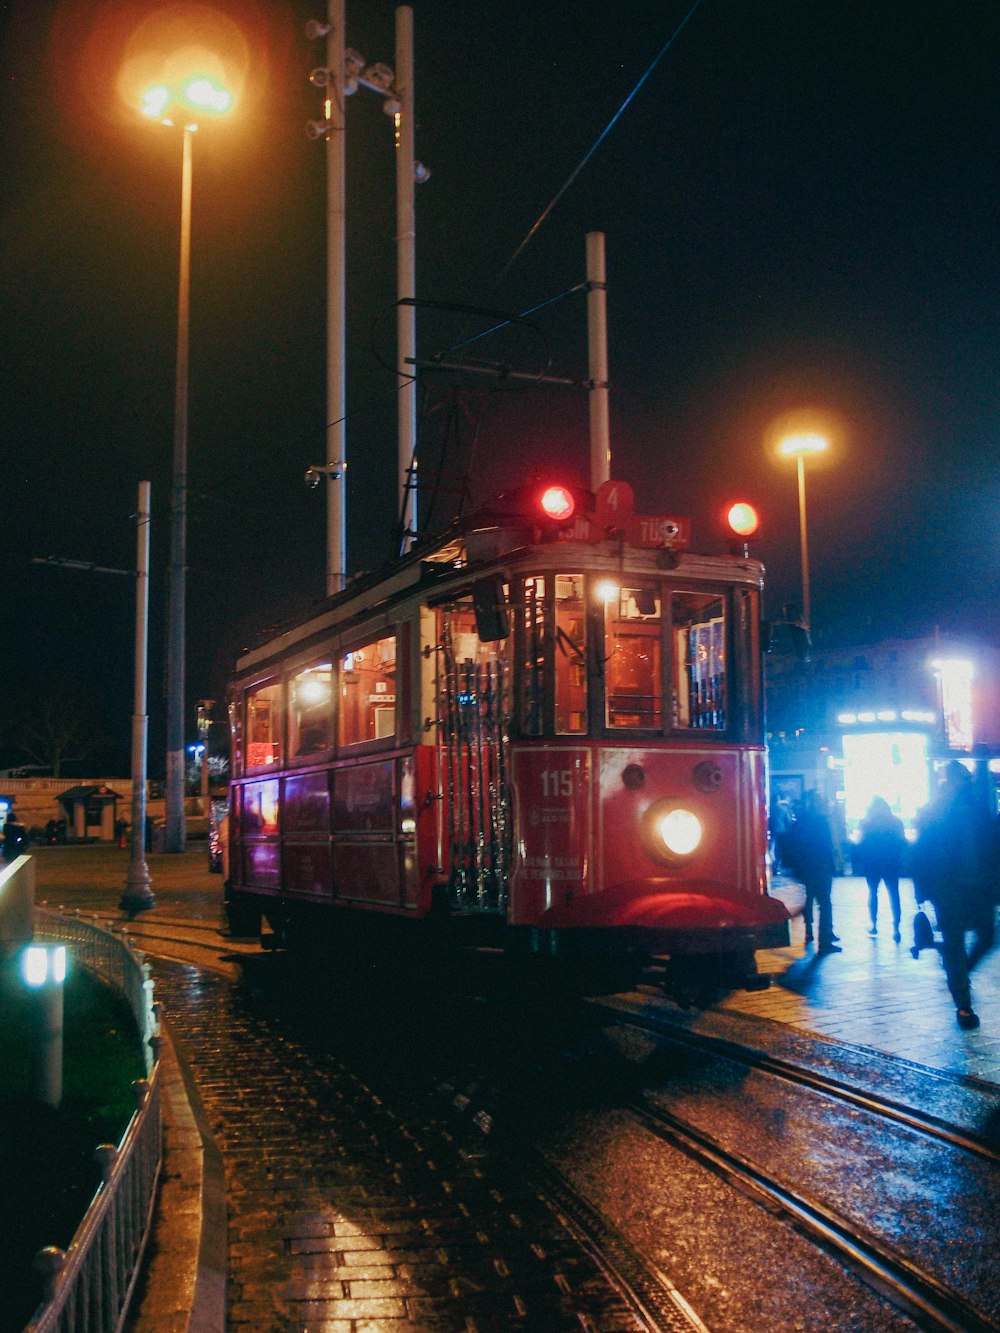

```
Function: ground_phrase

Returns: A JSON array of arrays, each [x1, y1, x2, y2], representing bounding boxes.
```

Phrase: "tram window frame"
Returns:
[[245, 679, 283, 771], [554, 574, 588, 735], [732, 585, 764, 743], [510, 573, 590, 738], [517, 575, 548, 737], [669, 589, 728, 732], [228, 695, 243, 777], [288, 661, 335, 761], [337, 631, 399, 751], [602, 582, 664, 732]]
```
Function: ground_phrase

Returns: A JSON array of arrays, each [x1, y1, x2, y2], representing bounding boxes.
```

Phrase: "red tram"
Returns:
[[224, 480, 789, 998]]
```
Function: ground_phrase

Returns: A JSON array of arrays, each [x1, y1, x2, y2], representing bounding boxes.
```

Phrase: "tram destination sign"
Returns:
[[625, 514, 691, 549]]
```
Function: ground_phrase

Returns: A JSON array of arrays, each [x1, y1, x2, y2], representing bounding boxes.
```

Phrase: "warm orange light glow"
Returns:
[[116, 5, 251, 127], [140, 73, 232, 123], [727, 502, 760, 536], [778, 432, 828, 459]]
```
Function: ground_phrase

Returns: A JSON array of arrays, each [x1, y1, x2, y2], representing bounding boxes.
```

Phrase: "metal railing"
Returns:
[[23, 909, 163, 1333]]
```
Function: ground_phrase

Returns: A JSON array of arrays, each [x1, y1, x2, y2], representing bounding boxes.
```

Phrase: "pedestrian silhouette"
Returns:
[[911, 761, 999, 1030], [2, 811, 29, 861], [856, 795, 907, 942], [785, 790, 841, 954]]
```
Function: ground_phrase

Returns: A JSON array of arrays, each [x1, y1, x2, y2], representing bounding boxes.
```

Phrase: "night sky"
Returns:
[[2, 0, 998, 771]]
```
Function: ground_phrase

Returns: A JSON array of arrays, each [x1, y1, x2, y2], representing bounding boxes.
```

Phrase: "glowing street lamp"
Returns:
[[777, 432, 828, 631], [140, 73, 233, 853]]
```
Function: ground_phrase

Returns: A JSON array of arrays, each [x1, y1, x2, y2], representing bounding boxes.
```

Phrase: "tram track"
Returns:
[[628, 1094, 995, 1333], [588, 994, 1000, 1165], [526, 1149, 711, 1333], [569, 994, 1000, 1332]]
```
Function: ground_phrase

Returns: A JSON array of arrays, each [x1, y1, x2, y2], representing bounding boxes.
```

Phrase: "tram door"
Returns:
[[437, 601, 512, 910]]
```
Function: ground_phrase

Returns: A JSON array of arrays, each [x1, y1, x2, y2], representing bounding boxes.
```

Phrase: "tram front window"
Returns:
[[555, 574, 587, 734], [672, 591, 726, 730], [605, 585, 662, 729], [520, 576, 546, 736]]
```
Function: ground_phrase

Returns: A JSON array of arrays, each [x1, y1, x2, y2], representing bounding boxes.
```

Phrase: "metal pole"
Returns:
[[326, 0, 347, 594], [586, 230, 611, 489], [33, 974, 64, 1108], [165, 127, 193, 852], [796, 453, 811, 630], [122, 481, 154, 913], [396, 4, 417, 552]]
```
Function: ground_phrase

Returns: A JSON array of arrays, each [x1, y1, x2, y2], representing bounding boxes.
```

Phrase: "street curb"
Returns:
[[131, 1020, 227, 1332]]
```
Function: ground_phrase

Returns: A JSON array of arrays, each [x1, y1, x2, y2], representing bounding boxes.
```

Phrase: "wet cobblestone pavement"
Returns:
[[152, 959, 643, 1332]]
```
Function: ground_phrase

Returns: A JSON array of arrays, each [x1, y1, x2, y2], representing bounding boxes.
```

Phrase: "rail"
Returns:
[[23, 908, 163, 1333]]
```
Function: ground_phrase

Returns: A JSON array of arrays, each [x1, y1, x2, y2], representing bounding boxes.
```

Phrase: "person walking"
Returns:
[[786, 789, 841, 954], [912, 761, 999, 1030], [856, 795, 907, 941]]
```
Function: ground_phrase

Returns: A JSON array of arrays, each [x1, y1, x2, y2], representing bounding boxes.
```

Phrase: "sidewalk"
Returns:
[[722, 874, 1000, 1085]]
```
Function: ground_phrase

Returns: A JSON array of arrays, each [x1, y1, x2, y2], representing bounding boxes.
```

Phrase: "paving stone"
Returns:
[[151, 961, 644, 1331]]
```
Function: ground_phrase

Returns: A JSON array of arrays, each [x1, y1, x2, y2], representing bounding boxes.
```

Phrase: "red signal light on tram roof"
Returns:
[[726, 501, 759, 537], [539, 485, 576, 523]]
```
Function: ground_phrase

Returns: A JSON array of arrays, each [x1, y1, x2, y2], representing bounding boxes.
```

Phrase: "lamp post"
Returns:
[[140, 75, 233, 852], [121, 480, 155, 914], [778, 432, 828, 632]]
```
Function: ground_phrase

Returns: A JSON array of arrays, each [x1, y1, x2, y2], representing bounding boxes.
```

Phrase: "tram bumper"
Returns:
[[534, 877, 791, 955]]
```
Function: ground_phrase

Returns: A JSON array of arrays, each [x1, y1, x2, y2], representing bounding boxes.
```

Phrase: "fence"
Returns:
[[23, 909, 163, 1333]]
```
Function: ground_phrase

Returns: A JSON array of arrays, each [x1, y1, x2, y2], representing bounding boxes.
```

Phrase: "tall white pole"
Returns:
[[796, 454, 812, 631], [122, 481, 154, 913], [165, 126, 193, 853], [586, 230, 611, 489], [326, 0, 347, 594], [396, 4, 417, 552]]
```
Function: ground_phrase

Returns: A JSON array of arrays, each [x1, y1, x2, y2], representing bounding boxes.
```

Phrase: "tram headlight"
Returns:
[[641, 800, 704, 863]]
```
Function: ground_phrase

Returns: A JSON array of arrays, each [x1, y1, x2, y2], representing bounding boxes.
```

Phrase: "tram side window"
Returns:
[[672, 592, 726, 730], [290, 662, 334, 756], [241, 778, 279, 836], [339, 634, 397, 747], [246, 681, 282, 769], [519, 576, 546, 736], [605, 585, 662, 729], [555, 574, 587, 734]]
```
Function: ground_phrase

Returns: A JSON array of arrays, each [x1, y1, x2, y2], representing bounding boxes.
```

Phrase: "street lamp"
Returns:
[[778, 432, 828, 632], [140, 74, 233, 853]]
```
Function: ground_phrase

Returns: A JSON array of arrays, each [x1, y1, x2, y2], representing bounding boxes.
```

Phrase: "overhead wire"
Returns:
[[487, 0, 706, 295]]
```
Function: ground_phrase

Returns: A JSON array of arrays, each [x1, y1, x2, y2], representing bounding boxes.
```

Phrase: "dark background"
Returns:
[[2, 0, 998, 772]]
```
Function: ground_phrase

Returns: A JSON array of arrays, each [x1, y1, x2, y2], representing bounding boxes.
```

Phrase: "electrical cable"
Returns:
[[490, 0, 705, 292]]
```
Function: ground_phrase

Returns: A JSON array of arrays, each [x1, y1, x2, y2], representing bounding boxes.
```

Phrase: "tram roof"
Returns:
[[233, 512, 763, 679]]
